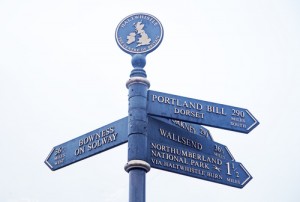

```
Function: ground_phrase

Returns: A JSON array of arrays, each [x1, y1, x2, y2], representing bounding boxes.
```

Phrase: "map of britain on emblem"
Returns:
[[115, 13, 164, 55]]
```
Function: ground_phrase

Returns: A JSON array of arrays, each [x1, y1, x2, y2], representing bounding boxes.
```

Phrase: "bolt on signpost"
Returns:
[[45, 13, 259, 202]]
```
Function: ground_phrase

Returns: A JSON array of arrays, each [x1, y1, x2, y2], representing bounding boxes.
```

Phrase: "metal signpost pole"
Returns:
[[115, 13, 164, 202], [125, 55, 150, 202]]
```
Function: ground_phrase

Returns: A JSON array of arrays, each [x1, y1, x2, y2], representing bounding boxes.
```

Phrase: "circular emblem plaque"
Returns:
[[115, 13, 164, 55]]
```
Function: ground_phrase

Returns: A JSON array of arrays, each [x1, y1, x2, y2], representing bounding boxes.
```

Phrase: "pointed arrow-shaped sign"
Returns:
[[147, 117, 252, 188], [147, 90, 259, 133], [45, 117, 128, 171], [148, 117, 235, 162]]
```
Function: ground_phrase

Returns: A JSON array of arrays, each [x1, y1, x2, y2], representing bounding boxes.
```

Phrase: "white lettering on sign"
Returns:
[[74, 127, 118, 156], [159, 128, 203, 151], [149, 92, 258, 133], [54, 147, 65, 165], [150, 142, 245, 186], [151, 94, 203, 110], [150, 94, 230, 120], [150, 142, 232, 183]]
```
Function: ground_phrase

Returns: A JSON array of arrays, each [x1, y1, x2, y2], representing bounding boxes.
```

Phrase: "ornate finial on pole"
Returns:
[[130, 54, 147, 78], [115, 12, 164, 77], [116, 13, 163, 202]]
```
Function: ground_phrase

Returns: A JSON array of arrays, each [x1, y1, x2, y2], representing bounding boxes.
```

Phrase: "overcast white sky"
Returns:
[[1, 0, 300, 202]]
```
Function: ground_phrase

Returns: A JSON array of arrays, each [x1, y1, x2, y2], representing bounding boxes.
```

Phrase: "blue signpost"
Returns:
[[45, 117, 128, 171], [45, 12, 259, 202], [147, 90, 259, 133], [148, 117, 235, 161], [147, 117, 251, 188]]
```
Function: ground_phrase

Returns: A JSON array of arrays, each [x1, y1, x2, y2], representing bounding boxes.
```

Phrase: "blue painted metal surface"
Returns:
[[129, 169, 146, 202], [45, 117, 128, 171], [116, 12, 164, 202], [115, 13, 163, 56], [147, 117, 252, 188], [150, 116, 213, 141], [147, 90, 259, 133], [148, 117, 235, 162], [127, 80, 149, 162], [126, 58, 149, 202]]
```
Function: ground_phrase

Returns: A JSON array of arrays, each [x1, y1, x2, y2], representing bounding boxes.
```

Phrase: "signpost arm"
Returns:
[[125, 54, 150, 202]]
